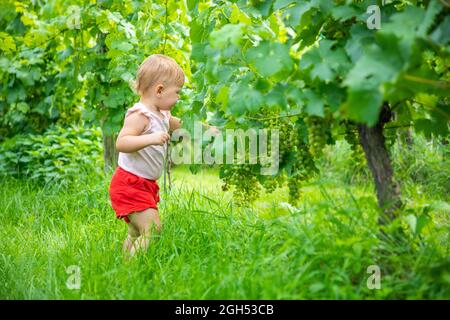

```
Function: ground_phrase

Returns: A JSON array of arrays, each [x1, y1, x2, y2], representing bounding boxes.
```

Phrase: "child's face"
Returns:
[[157, 83, 183, 111]]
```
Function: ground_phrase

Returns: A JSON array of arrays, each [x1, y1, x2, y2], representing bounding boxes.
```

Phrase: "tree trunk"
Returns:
[[97, 31, 118, 174], [102, 129, 118, 173], [357, 103, 402, 225]]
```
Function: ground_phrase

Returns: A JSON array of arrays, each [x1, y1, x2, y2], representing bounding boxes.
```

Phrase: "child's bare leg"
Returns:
[[128, 207, 161, 255], [123, 223, 140, 255]]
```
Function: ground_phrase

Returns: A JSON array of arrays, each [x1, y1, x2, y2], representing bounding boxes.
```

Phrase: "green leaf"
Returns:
[[381, 6, 425, 41], [109, 39, 133, 52], [102, 88, 129, 109], [7, 85, 26, 104], [189, 19, 205, 44], [331, 5, 359, 21], [16, 102, 30, 113], [82, 108, 97, 122], [300, 40, 351, 82], [216, 85, 229, 111], [343, 88, 383, 126], [230, 4, 251, 25], [266, 84, 288, 109], [19, 156, 32, 163], [286, 85, 305, 108], [320, 82, 346, 112], [418, 0, 444, 37], [414, 116, 448, 138], [209, 24, 245, 49], [345, 24, 374, 63], [120, 72, 134, 82], [0, 32, 16, 54], [404, 214, 417, 234], [405, 213, 431, 235], [208, 110, 228, 127], [344, 33, 405, 90], [304, 89, 324, 117], [281, 1, 315, 29], [430, 16, 450, 45], [191, 100, 203, 114], [191, 43, 206, 62], [273, 0, 296, 10], [416, 214, 431, 235], [246, 41, 294, 78], [228, 81, 263, 116], [249, 0, 273, 18], [186, 0, 199, 12]]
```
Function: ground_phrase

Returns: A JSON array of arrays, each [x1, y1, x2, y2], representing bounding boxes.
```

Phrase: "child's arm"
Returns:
[[116, 112, 170, 153], [168, 115, 220, 135], [169, 115, 182, 132]]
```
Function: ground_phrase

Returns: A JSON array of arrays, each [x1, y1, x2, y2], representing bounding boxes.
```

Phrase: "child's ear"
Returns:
[[156, 84, 164, 97]]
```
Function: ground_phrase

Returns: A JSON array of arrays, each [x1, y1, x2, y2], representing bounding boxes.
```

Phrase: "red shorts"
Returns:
[[108, 166, 160, 223]]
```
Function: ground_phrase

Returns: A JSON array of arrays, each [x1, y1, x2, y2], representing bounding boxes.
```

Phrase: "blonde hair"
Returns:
[[133, 54, 185, 96]]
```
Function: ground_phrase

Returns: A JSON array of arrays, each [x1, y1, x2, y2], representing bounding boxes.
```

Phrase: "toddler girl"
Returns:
[[109, 54, 185, 256]]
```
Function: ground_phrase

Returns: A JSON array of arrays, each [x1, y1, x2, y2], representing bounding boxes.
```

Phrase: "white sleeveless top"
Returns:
[[117, 102, 171, 181]]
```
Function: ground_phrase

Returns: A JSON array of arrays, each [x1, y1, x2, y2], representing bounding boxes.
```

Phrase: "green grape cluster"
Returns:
[[260, 108, 297, 160], [258, 110, 298, 195], [343, 121, 366, 167], [261, 178, 278, 193], [218, 108, 286, 205], [221, 164, 261, 206], [305, 116, 328, 157], [220, 108, 319, 206], [288, 174, 305, 205], [259, 108, 319, 204], [287, 138, 317, 205], [281, 122, 297, 150], [261, 173, 286, 194]]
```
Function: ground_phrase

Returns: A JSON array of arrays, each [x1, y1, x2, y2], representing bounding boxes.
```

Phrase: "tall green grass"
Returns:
[[0, 137, 449, 299]]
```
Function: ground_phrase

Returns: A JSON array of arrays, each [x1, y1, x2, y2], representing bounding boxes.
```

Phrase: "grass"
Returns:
[[0, 138, 449, 299]]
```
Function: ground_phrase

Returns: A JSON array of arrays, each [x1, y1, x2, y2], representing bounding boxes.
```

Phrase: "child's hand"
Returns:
[[211, 126, 220, 135], [208, 125, 221, 136], [149, 131, 171, 146]]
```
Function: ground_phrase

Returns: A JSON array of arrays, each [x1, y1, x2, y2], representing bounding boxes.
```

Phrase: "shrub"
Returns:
[[0, 124, 104, 185]]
